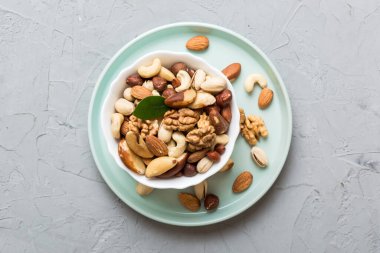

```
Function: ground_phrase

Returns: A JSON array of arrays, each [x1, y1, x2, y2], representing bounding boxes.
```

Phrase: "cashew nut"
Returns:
[[158, 123, 173, 143], [196, 157, 213, 173], [137, 58, 161, 78], [125, 132, 154, 158], [200, 76, 227, 94], [142, 80, 154, 91], [188, 91, 216, 109], [244, 73, 267, 93], [159, 66, 175, 81], [168, 132, 187, 158], [123, 88, 134, 102], [152, 90, 160, 96], [191, 69, 206, 90], [115, 98, 135, 116], [136, 183, 154, 196], [111, 113, 124, 139], [175, 70, 191, 92], [215, 134, 229, 145]]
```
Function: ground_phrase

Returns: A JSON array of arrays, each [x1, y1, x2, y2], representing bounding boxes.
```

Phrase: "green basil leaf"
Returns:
[[133, 96, 170, 120]]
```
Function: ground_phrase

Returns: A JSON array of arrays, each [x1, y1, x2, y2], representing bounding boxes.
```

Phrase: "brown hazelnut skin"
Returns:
[[152, 76, 167, 92], [171, 62, 188, 76], [204, 194, 219, 211], [214, 144, 226, 155], [215, 89, 232, 107], [162, 88, 176, 98], [126, 73, 144, 86], [183, 163, 197, 177], [207, 151, 221, 162]]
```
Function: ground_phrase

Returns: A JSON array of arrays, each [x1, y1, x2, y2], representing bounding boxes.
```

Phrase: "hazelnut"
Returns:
[[126, 73, 143, 87], [214, 144, 225, 154], [215, 89, 232, 107], [183, 163, 197, 177], [171, 62, 188, 76], [162, 88, 176, 98], [204, 194, 219, 211], [152, 76, 167, 91], [207, 151, 220, 162]]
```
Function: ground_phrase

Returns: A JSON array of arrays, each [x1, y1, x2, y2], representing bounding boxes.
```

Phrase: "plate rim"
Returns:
[[88, 21, 293, 226]]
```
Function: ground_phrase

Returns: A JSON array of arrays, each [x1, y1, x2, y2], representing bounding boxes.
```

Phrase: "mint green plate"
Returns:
[[88, 22, 292, 226]]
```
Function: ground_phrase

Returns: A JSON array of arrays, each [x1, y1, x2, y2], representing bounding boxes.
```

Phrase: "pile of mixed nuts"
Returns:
[[110, 35, 275, 213]]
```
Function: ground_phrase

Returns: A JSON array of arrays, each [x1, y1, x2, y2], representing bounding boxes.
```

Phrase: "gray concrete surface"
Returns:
[[1, 0, 380, 252]]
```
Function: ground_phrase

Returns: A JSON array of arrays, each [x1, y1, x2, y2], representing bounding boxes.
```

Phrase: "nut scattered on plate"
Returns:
[[186, 35, 209, 51], [232, 171, 253, 193]]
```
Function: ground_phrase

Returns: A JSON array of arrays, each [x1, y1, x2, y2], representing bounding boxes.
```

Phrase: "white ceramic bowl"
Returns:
[[101, 51, 240, 189]]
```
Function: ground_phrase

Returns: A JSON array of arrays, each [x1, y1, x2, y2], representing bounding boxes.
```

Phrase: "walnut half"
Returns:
[[163, 108, 200, 132], [239, 108, 268, 145]]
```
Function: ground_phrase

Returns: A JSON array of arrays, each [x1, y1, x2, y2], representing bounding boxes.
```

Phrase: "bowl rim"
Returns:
[[100, 50, 240, 189]]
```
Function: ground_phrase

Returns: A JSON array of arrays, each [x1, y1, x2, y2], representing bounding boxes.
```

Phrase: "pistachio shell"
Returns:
[[193, 180, 208, 200], [250, 147, 268, 167]]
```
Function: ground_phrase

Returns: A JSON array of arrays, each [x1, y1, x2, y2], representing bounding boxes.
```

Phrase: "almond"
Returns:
[[186, 36, 209, 51], [187, 149, 209, 163], [232, 171, 253, 193], [258, 88, 273, 109], [178, 192, 200, 212], [145, 135, 168, 157], [131, 86, 152, 100], [222, 63, 241, 82]]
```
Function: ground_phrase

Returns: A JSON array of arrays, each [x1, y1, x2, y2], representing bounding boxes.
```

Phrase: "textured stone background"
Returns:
[[1, 0, 380, 252]]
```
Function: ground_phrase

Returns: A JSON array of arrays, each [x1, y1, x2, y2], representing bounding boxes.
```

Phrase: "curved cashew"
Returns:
[[175, 70, 192, 92], [115, 98, 135, 116], [136, 183, 154, 196], [159, 66, 175, 81], [137, 58, 161, 78], [111, 113, 124, 139], [244, 73, 267, 93], [200, 76, 227, 94], [168, 132, 187, 158], [192, 69, 206, 90], [142, 80, 154, 91], [158, 123, 173, 143], [189, 91, 216, 109], [151, 90, 160, 96], [123, 88, 134, 102], [125, 132, 154, 158]]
